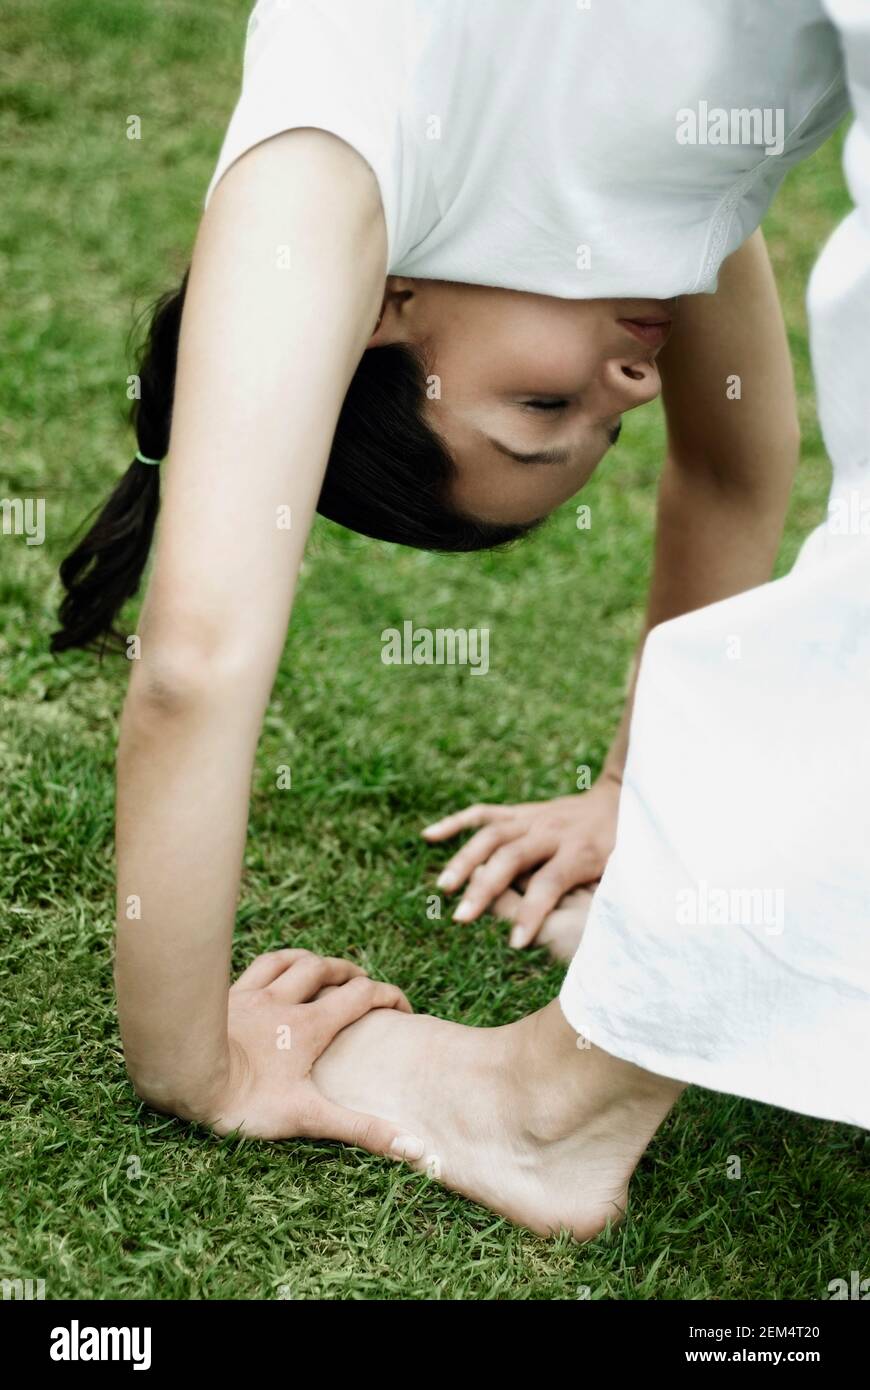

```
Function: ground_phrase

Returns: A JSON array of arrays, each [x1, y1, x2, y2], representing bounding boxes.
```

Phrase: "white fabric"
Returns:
[[205, 0, 846, 299], [560, 0, 870, 1130]]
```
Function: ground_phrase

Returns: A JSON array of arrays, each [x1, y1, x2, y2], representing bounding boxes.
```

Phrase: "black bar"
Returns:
[[5, 1296, 865, 1373]]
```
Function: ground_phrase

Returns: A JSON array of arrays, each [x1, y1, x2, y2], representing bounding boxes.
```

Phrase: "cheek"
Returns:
[[435, 303, 589, 401], [499, 319, 593, 393], [497, 347, 582, 397], [444, 313, 581, 398]]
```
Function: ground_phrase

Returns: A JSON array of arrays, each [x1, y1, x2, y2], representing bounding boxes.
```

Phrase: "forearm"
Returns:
[[115, 669, 267, 1113]]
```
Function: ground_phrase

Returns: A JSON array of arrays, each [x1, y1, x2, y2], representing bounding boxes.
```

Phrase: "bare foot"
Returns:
[[313, 999, 683, 1239], [494, 884, 598, 963]]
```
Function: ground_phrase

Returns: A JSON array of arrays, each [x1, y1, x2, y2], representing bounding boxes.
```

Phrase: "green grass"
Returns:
[[1, 0, 866, 1301]]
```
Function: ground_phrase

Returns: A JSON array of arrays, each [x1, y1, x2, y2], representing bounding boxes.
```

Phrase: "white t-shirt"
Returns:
[[204, 0, 848, 299]]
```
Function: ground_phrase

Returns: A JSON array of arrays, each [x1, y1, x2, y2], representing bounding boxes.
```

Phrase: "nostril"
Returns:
[[621, 365, 646, 382]]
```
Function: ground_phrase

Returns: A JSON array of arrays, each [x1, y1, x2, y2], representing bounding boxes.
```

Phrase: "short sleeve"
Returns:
[[203, 0, 405, 266]]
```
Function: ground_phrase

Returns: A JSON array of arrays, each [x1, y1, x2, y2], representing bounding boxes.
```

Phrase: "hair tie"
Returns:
[[135, 449, 163, 466]]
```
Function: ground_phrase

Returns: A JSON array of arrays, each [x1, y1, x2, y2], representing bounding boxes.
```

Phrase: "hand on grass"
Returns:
[[202, 950, 422, 1159], [423, 776, 621, 947]]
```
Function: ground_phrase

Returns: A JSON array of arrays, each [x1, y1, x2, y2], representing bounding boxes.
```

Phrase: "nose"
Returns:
[[599, 356, 662, 412]]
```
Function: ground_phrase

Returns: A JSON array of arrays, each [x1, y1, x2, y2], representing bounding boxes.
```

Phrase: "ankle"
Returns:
[[506, 1001, 683, 1142]]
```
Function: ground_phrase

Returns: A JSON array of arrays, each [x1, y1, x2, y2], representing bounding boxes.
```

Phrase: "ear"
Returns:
[[367, 277, 416, 347]]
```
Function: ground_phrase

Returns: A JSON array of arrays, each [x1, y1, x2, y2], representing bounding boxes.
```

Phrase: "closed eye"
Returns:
[[519, 401, 622, 447], [520, 399, 569, 413]]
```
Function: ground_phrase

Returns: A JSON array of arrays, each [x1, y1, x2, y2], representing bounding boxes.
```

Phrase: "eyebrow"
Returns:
[[484, 421, 622, 466]]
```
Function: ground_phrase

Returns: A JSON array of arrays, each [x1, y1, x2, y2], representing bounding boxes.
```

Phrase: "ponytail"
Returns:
[[50, 271, 189, 654]]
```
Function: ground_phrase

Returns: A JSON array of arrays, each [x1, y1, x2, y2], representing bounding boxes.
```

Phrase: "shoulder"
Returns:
[[206, 128, 388, 275]]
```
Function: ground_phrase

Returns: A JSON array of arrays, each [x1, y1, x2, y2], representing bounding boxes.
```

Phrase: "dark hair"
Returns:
[[51, 270, 535, 655]]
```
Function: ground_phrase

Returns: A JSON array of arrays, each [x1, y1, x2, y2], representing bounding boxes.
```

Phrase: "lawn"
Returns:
[[1, 0, 866, 1301]]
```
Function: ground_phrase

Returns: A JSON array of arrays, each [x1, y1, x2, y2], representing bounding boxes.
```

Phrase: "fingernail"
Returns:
[[509, 928, 526, 949], [437, 870, 457, 890], [390, 1134, 425, 1161], [453, 901, 473, 922], [423, 822, 443, 837]]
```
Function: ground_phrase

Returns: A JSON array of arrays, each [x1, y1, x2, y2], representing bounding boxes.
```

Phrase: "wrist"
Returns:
[[126, 1045, 233, 1124]]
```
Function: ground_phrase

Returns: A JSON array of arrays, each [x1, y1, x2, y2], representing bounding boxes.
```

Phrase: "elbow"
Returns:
[[132, 654, 214, 717], [123, 635, 266, 720]]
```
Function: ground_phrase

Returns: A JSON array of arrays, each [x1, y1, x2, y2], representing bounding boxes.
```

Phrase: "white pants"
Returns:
[[560, 0, 870, 1131]]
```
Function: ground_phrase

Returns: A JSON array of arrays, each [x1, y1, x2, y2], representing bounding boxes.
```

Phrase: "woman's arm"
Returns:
[[601, 226, 800, 779], [427, 229, 801, 942], [115, 130, 401, 1129]]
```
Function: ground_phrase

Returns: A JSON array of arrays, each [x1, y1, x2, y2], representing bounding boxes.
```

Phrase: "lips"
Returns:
[[618, 317, 673, 349]]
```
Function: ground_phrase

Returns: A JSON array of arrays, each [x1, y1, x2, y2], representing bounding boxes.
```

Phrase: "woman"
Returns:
[[52, 0, 866, 1231]]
